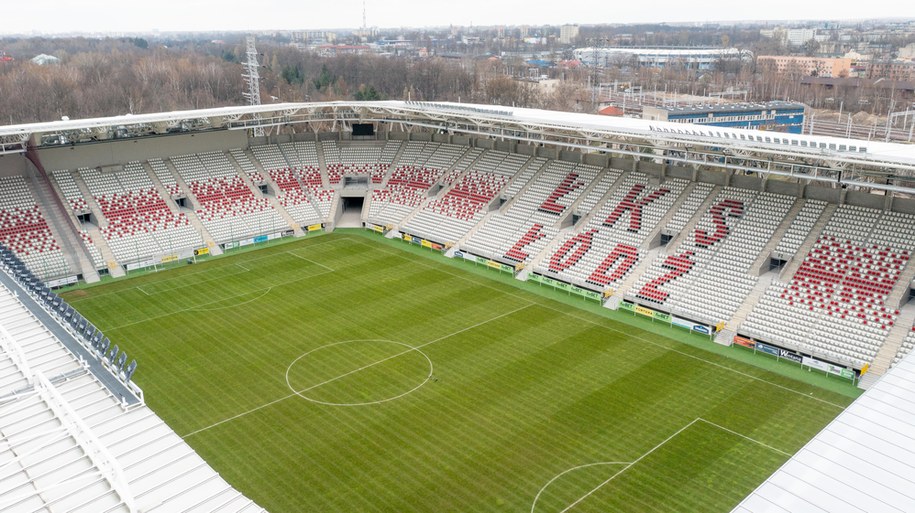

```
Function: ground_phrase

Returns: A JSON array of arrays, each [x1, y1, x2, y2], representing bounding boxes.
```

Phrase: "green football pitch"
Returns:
[[63, 232, 856, 512]]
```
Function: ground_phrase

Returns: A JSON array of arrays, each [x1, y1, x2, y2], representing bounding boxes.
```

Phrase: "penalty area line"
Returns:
[[553, 417, 792, 513], [557, 417, 701, 513]]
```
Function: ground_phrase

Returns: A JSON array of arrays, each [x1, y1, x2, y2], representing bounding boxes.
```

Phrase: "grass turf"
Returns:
[[63, 233, 856, 512]]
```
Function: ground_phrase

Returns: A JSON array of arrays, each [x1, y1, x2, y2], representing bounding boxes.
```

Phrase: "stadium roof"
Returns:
[[2, 100, 915, 192], [733, 354, 915, 513]]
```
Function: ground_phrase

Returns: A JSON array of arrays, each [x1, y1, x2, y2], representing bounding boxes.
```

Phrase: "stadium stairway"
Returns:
[[452, 208, 499, 250], [866, 303, 915, 384], [161, 159, 223, 255], [314, 138, 331, 188], [139, 162, 182, 215], [379, 140, 409, 187], [65, 170, 127, 277], [72, 171, 108, 229], [612, 246, 664, 300], [723, 272, 779, 343], [497, 158, 551, 209], [230, 151, 303, 236], [748, 197, 804, 276], [24, 165, 101, 283], [83, 223, 124, 277], [778, 203, 836, 281]]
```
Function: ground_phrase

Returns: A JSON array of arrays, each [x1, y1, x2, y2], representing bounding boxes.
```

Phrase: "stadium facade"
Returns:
[[2, 100, 915, 511]]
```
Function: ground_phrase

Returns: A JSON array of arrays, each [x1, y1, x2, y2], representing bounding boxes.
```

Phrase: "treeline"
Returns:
[[0, 37, 592, 125], [0, 41, 244, 124]]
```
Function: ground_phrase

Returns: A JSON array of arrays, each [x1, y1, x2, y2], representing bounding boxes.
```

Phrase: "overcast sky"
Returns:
[[2, 1, 910, 34]]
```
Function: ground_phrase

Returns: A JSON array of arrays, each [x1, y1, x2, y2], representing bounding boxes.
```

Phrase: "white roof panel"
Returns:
[[0, 273, 267, 513]]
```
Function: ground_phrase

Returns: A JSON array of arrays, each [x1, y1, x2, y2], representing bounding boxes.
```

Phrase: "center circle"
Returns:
[[285, 339, 433, 406]]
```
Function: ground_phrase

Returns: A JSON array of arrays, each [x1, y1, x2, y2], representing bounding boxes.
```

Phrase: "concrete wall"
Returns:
[[845, 189, 886, 209], [494, 140, 513, 152], [610, 157, 634, 171], [0, 153, 30, 177], [697, 168, 729, 186], [388, 131, 409, 141], [893, 196, 915, 214], [559, 150, 582, 163], [767, 179, 802, 197], [451, 135, 471, 146], [582, 153, 609, 168], [731, 173, 764, 191], [637, 161, 663, 178], [805, 184, 842, 203], [475, 138, 495, 150], [37, 130, 247, 171], [667, 165, 693, 181], [516, 144, 536, 156], [536, 146, 558, 159]]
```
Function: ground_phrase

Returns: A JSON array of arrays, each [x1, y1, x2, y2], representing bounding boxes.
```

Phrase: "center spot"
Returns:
[[285, 339, 433, 406]]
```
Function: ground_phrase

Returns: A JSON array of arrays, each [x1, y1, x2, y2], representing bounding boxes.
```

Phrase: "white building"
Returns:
[[559, 25, 580, 45], [573, 47, 749, 70]]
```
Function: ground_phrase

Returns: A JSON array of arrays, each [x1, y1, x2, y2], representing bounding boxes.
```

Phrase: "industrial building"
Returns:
[[641, 101, 806, 133]]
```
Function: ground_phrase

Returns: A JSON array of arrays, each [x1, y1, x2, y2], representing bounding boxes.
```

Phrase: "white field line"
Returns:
[[181, 393, 296, 438], [349, 237, 848, 411], [531, 462, 631, 513], [290, 303, 533, 396], [67, 262, 251, 303], [181, 302, 534, 438], [103, 267, 334, 332], [554, 417, 792, 513], [286, 250, 335, 272], [66, 235, 347, 304], [696, 418, 793, 457], [558, 418, 702, 513]]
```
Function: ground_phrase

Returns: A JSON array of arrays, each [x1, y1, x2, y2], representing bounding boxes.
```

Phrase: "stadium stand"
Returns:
[[741, 205, 914, 367], [0, 175, 70, 279], [324, 140, 400, 185], [367, 142, 469, 226], [535, 172, 687, 290], [252, 143, 334, 221], [774, 199, 828, 257], [230, 148, 264, 183], [48, 168, 109, 271], [402, 150, 526, 243], [674, 192, 796, 324], [892, 326, 915, 367], [462, 160, 606, 266], [149, 158, 180, 197], [171, 151, 286, 243], [625, 187, 757, 310], [79, 163, 203, 263]]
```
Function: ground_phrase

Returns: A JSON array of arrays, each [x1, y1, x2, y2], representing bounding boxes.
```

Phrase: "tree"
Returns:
[[803, 39, 820, 57], [354, 84, 382, 101]]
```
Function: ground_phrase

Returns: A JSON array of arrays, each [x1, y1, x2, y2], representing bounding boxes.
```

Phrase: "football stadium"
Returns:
[[2, 100, 915, 512]]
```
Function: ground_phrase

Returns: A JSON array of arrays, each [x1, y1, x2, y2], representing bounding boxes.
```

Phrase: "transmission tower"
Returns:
[[242, 35, 264, 136]]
